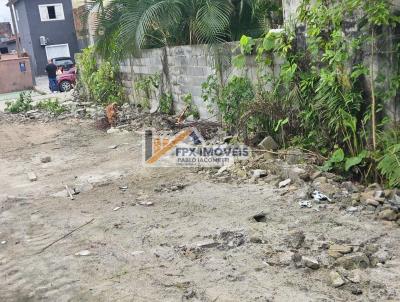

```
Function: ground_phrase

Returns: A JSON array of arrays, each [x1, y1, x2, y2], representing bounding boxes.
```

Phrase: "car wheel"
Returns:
[[59, 80, 72, 92]]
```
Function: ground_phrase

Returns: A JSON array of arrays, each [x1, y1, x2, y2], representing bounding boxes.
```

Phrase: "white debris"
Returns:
[[346, 206, 358, 213], [113, 207, 121, 211], [107, 128, 129, 135], [216, 165, 230, 176], [139, 201, 154, 206], [27, 172, 37, 182], [252, 169, 267, 179], [279, 178, 291, 188], [131, 250, 145, 256], [299, 200, 313, 208], [195, 240, 219, 249], [312, 190, 332, 202], [1, 241, 6, 244], [75, 250, 91, 256], [108, 145, 118, 149]]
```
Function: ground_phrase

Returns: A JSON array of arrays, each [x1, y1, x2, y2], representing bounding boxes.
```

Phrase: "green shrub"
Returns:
[[215, 76, 255, 133], [159, 93, 173, 114], [76, 46, 126, 106], [182, 93, 200, 120], [5, 92, 33, 113], [134, 74, 160, 110], [36, 99, 67, 116]]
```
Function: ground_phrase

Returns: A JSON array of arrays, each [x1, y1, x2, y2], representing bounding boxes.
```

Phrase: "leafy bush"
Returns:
[[36, 99, 67, 116], [75, 46, 126, 106], [182, 93, 200, 120], [159, 93, 173, 114], [205, 0, 399, 187], [134, 74, 160, 110], [5, 92, 33, 113], [378, 144, 400, 188], [218, 76, 255, 132], [201, 74, 220, 114]]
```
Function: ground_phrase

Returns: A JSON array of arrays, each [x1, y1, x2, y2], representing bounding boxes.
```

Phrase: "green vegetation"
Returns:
[[159, 93, 174, 114], [5, 93, 66, 116], [36, 99, 67, 116], [202, 0, 400, 187], [88, 0, 282, 60], [182, 93, 200, 120], [134, 74, 161, 110], [5, 92, 33, 113], [75, 46, 125, 106]]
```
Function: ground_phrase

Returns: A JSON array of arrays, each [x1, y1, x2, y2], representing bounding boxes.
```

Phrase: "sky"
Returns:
[[0, 0, 10, 22]]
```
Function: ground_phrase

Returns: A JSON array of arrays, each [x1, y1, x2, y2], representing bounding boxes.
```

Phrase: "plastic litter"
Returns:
[[299, 200, 312, 208], [75, 250, 91, 256], [312, 190, 332, 202]]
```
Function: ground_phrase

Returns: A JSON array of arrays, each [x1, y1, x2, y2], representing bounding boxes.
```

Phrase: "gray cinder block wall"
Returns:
[[119, 0, 399, 122], [119, 43, 267, 120]]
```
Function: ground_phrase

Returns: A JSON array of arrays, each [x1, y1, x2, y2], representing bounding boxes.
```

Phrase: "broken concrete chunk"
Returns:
[[366, 199, 380, 207], [330, 271, 345, 287], [286, 231, 305, 249], [278, 178, 291, 188], [258, 136, 278, 150], [370, 249, 390, 266], [346, 206, 358, 213], [328, 244, 353, 257], [278, 251, 295, 266], [27, 172, 37, 182], [74, 182, 94, 194], [303, 257, 320, 270], [378, 209, 398, 221], [252, 169, 267, 179], [216, 165, 230, 175], [195, 240, 219, 249], [347, 270, 361, 283], [40, 156, 51, 163], [335, 252, 370, 270]]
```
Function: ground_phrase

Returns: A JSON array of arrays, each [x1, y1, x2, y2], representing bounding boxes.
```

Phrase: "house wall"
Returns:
[[15, 0, 79, 76], [14, 1, 36, 72], [0, 54, 33, 93]]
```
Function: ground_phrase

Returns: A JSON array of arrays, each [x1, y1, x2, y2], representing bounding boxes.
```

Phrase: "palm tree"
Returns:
[[88, 0, 282, 59]]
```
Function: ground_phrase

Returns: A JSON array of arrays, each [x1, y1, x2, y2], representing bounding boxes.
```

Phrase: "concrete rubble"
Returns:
[[1, 99, 400, 301]]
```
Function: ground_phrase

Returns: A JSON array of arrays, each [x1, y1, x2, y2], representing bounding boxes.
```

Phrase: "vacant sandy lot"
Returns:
[[0, 117, 399, 301]]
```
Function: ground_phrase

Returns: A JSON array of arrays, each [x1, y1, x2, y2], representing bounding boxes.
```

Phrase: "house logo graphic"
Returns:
[[144, 128, 250, 167]]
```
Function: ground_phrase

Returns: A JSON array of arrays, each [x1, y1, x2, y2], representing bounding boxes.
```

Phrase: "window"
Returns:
[[38, 4, 65, 22]]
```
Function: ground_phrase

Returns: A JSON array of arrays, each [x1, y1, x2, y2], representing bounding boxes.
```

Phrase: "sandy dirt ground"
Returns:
[[0, 117, 399, 302]]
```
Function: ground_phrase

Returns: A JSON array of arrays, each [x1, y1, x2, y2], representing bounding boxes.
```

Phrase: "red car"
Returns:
[[57, 67, 76, 92]]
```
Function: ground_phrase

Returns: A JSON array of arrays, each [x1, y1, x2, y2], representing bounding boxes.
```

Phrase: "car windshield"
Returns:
[[54, 59, 73, 66]]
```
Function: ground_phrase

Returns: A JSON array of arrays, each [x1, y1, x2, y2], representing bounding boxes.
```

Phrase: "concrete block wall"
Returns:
[[119, 42, 264, 120]]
